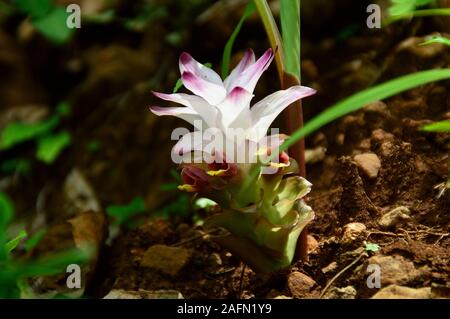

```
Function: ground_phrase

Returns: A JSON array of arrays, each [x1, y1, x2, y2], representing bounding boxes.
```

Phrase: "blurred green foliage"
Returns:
[[14, 0, 74, 44], [0, 192, 90, 298], [389, 0, 434, 16], [106, 196, 147, 225], [0, 102, 72, 165], [36, 130, 71, 164], [420, 36, 450, 47], [221, 1, 255, 78], [422, 120, 450, 132], [0, 158, 32, 177]]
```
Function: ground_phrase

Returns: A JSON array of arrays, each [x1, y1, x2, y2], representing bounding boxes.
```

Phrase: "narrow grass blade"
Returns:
[[254, 0, 284, 82], [280, 0, 300, 79], [420, 36, 450, 47], [221, 1, 256, 78], [281, 69, 450, 152], [422, 120, 450, 132]]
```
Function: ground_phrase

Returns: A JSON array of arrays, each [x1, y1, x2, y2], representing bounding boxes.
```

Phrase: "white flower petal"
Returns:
[[172, 131, 205, 156], [216, 87, 254, 128], [224, 49, 255, 92], [179, 52, 223, 86], [226, 48, 273, 93], [149, 106, 204, 130], [181, 72, 227, 105], [152, 91, 219, 128], [250, 86, 316, 141]]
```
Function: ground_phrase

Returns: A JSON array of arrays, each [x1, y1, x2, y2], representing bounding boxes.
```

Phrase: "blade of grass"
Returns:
[[221, 1, 256, 78], [5, 230, 27, 254], [280, 0, 300, 79], [420, 36, 450, 47], [240, 68, 450, 192], [385, 8, 450, 25], [422, 120, 450, 132], [280, 69, 450, 152], [254, 0, 284, 83]]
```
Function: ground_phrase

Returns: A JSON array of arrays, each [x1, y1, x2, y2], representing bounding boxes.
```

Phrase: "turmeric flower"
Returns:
[[149, 49, 316, 272]]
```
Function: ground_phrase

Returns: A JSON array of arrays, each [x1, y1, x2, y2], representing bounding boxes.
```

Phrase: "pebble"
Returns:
[[103, 289, 184, 299], [342, 222, 367, 243], [323, 286, 357, 299], [378, 206, 411, 229], [288, 271, 316, 298], [371, 285, 431, 299], [365, 255, 422, 286], [321, 261, 338, 274], [353, 153, 381, 179], [307, 235, 319, 253], [140, 244, 192, 277]]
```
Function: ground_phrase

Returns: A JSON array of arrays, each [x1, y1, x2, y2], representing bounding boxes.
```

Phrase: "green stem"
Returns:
[[253, 0, 285, 83], [385, 8, 450, 25]]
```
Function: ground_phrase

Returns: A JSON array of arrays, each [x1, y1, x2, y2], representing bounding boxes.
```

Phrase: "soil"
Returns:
[[1, 0, 449, 299]]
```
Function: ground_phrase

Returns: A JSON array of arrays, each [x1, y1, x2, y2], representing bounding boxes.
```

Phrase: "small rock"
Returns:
[[353, 153, 381, 179], [364, 101, 387, 114], [321, 261, 338, 274], [371, 129, 394, 144], [64, 168, 101, 215], [323, 286, 357, 299], [342, 222, 366, 243], [336, 133, 345, 145], [103, 289, 184, 299], [378, 206, 411, 229], [371, 285, 431, 299], [141, 244, 192, 277], [288, 271, 316, 298], [357, 138, 371, 151], [307, 235, 319, 253], [365, 255, 422, 286], [208, 252, 222, 267], [274, 295, 293, 299], [305, 146, 326, 164], [397, 36, 446, 58]]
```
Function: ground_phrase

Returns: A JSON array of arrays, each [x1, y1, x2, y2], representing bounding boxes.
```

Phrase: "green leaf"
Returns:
[[221, 1, 255, 78], [280, 0, 300, 78], [420, 36, 450, 47], [83, 9, 115, 24], [33, 6, 75, 44], [36, 131, 71, 164], [0, 158, 32, 176], [14, 0, 52, 18], [422, 120, 450, 132], [0, 192, 14, 231], [0, 192, 14, 261], [87, 140, 101, 152], [106, 196, 147, 225], [0, 115, 59, 150], [280, 69, 450, 153], [24, 228, 47, 252], [172, 78, 183, 93], [155, 195, 189, 219], [254, 0, 285, 82], [56, 102, 71, 117], [159, 183, 178, 191], [5, 230, 27, 254], [16, 247, 93, 278], [365, 242, 380, 252]]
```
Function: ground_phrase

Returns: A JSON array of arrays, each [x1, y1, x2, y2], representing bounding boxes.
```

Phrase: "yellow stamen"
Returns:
[[178, 184, 197, 192], [207, 169, 228, 177]]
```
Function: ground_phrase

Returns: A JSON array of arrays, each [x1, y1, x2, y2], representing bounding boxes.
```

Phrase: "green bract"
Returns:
[[205, 160, 313, 272]]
